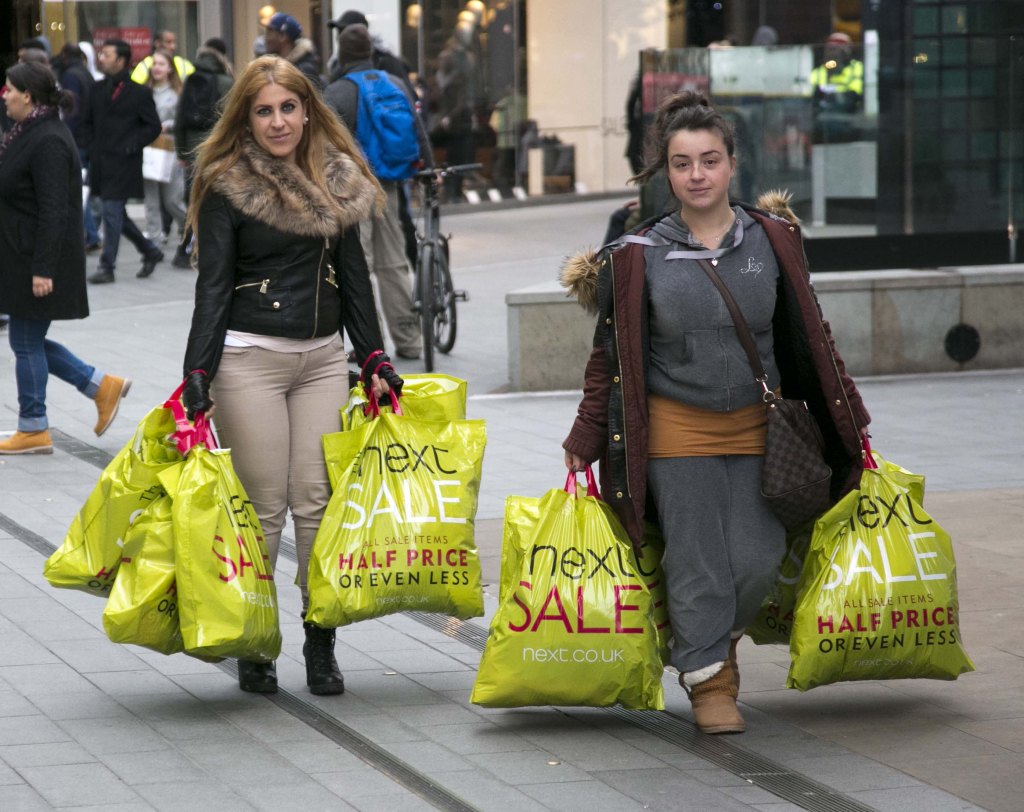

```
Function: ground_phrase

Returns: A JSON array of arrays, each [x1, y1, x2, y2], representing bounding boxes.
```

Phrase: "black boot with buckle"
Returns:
[[237, 659, 277, 693], [303, 619, 345, 695]]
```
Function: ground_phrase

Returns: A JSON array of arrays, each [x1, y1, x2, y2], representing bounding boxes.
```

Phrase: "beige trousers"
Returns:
[[210, 337, 347, 609], [359, 182, 421, 356]]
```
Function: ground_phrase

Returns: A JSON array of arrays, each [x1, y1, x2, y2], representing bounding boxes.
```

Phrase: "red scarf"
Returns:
[[0, 104, 55, 160]]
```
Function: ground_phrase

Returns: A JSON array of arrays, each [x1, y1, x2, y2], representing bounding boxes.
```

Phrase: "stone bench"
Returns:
[[506, 264, 1024, 391]]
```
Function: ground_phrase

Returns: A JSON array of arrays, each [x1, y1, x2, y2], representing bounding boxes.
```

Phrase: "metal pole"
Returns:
[[1009, 36, 1018, 263], [417, 1, 426, 83]]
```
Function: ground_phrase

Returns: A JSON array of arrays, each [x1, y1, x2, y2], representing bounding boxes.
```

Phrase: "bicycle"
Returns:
[[412, 163, 480, 372]]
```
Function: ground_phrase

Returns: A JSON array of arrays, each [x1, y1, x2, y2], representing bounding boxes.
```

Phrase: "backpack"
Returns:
[[179, 71, 220, 131], [345, 69, 420, 182]]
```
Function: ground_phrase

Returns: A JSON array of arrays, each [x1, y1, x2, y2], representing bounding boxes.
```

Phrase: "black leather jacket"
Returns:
[[182, 191, 384, 380]]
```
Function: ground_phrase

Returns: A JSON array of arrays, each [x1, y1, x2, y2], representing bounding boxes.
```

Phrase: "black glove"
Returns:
[[182, 370, 214, 420], [360, 351, 404, 397]]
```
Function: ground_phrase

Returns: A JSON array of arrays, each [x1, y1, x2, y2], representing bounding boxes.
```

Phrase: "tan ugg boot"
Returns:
[[93, 375, 132, 436], [682, 660, 745, 734], [0, 430, 53, 455]]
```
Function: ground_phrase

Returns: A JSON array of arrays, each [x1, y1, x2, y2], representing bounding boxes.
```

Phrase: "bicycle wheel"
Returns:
[[432, 247, 458, 354], [417, 242, 435, 372]]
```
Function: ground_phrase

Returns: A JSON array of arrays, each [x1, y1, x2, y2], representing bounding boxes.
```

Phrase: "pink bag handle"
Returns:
[[564, 465, 601, 499], [363, 387, 404, 420], [164, 380, 217, 455], [862, 434, 878, 470]]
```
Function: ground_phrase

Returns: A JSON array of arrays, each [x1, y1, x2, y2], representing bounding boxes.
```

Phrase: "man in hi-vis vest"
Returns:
[[810, 31, 864, 141]]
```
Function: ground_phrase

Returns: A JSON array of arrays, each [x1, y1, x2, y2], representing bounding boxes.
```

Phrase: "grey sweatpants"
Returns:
[[647, 455, 785, 674]]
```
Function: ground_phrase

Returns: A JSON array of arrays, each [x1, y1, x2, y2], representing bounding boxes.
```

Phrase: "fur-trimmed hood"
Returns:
[[193, 46, 232, 76], [560, 190, 801, 314], [212, 138, 376, 238]]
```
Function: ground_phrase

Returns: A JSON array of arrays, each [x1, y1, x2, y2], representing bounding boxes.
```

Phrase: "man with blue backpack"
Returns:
[[324, 23, 430, 360]]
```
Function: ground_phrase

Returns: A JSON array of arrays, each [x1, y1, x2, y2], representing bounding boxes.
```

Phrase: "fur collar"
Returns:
[[289, 38, 317, 65], [560, 190, 800, 314], [212, 138, 376, 237]]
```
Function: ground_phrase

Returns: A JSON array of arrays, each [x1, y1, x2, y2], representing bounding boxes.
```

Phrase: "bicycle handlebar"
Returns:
[[414, 163, 483, 181]]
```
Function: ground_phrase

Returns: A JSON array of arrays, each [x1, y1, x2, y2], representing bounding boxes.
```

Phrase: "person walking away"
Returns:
[[79, 39, 164, 284], [130, 30, 194, 85], [142, 50, 187, 264], [328, 9, 428, 269], [174, 38, 234, 268], [0, 62, 131, 455], [180, 55, 404, 695], [54, 44, 100, 251], [560, 92, 871, 734], [324, 23, 426, 360], [264, 13, 322, 88]]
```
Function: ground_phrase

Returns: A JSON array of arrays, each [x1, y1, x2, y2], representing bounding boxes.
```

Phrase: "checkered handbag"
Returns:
[[696, 260, 832, 530]]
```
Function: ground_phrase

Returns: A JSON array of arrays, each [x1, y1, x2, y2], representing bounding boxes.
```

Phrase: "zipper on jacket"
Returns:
[[608, 252, 631, 501], [311, 237, 327, 338], [235, 278, 270, 294]]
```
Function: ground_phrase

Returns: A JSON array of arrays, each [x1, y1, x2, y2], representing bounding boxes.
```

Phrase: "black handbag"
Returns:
[[696, 259, 832, 530]]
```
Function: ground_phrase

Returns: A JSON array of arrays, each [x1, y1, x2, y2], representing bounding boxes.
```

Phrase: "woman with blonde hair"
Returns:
[[181, 56, 403, 695], [141, 49, 186, 263]]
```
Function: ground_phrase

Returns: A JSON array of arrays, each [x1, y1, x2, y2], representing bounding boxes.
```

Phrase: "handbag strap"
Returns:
[[695, 258, 772, 399]]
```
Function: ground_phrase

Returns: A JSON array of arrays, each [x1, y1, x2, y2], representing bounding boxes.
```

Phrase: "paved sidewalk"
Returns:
[[0, 199, 1021, 811]]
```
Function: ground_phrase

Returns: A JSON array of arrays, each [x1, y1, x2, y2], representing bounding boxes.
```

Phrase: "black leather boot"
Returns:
[[237, 659, 277, 693], [303, 621, 345, 695]]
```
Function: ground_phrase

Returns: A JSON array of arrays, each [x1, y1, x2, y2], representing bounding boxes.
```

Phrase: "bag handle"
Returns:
[[861, 434, 878, 470], [564, 465, 601, 499], [364, 386, 404, 420], [695, 258, 773, 401], [164, 379, 217, 455]]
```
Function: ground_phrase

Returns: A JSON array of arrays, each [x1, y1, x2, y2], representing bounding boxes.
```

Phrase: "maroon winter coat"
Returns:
[[561, 194, 871, 547]]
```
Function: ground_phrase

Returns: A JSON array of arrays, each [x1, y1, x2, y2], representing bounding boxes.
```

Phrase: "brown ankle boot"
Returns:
[[93, 375, 132, 436], [682, 660, 745, 734], [0, 430, 53, 455]]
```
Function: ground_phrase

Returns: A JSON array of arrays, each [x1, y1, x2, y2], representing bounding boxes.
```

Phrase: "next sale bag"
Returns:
[[44, 399, 183, 597], [102, 493, 184, 655], [787, 447, 974, 691], [308, 399, 487, 627], [471, 469, 665, 710], [340, 373, 467, 431], [169, 417, 281, 662]]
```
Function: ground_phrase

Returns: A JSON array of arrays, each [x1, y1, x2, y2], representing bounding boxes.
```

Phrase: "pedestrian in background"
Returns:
[[263, 13, 322, 88], [130, 30, 194, 85], [142, 49, 187, 258], [0, 62, 130, 455], [561, 92, 870, 735], [54, 43, 101, 252], [79, 39, 164, 284], [180, 56, 403, 695], [324, 23, 426, 360]]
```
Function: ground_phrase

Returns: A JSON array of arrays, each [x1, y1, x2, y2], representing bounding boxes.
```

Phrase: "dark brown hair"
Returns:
[[631, 91, 735, 185], [6, 61, 72, 113]]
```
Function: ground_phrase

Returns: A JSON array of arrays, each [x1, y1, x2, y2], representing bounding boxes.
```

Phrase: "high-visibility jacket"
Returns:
[[810, 59, 864, 96], [130, 54, 195, 85]]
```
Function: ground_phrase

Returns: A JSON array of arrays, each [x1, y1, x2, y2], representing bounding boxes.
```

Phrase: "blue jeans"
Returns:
[[7, 318, 102, 432], [99, 198, 159, 272]]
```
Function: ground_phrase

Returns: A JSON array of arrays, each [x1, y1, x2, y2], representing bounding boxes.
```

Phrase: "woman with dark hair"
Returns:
[[560, 92, 870, 734], [0, 62, 131, 455], [181, 55, 403, 696]]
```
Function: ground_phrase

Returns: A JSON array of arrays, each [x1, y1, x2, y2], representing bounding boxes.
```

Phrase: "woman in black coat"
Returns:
[[0, 62, 130, 455]]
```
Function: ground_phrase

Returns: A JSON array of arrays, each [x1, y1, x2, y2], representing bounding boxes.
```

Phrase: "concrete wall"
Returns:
[[507, 266, 1024, 390], [527, 0, 666, 193]]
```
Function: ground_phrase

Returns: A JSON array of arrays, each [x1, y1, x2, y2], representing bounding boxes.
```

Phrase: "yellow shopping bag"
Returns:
[[102, 493, 184, 655], [471, 469, 665, 710], [169, 418, 281, 662], [339, 373, 467, 432], [787, 447, 973, 690], [44, 399, 183, 597], [308, 404, 487, 627]]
